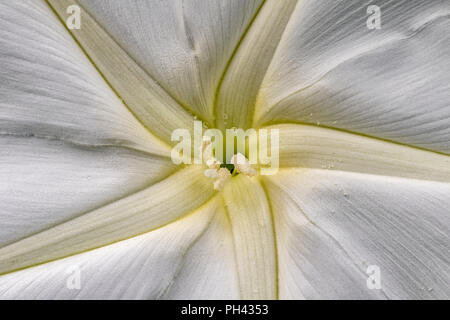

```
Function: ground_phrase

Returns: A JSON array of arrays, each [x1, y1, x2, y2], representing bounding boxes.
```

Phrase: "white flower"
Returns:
[[0, 0, 449, 299]]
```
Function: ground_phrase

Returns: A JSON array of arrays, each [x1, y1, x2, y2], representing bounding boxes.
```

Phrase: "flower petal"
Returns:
[[0, 0, 180, 250], [264, 124, 450, 182], [0, 136, 175, 247], [0, 0, 169, 155], [162, 204, 239, 300], [215, 0, 298, 130], [264, 169, 450, 299], [0, 166, 215, 276], [222, 175, 277, 299], [0, 199, 239, 299], [47, 0, 197, 144], [255, 0, 450, 153], [67, 0, 264, 125]]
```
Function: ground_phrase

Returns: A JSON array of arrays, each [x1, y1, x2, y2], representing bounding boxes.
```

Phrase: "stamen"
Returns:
[[201, 140, 256, 190], [231, 153, 257, 177]]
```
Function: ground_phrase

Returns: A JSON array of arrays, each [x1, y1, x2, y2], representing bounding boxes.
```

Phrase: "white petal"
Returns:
[[0, 0, 179, 246], [264, 124, 450, 182], [0, 136, 175, 247], [222, 176, 277, 299], [47, 0, 196, 144], [73, 0, 264, 124], [162, 205, 239, 299], [255, 0, 450, 153], [264, 169, 450, 299], [0, 0, 169, 155], [0, 166, 214, 275], [0, 199, 239, 299], [215, 0, 298, 130]]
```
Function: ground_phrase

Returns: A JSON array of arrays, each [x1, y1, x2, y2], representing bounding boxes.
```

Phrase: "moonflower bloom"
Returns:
[[0, 0, 449, 299]]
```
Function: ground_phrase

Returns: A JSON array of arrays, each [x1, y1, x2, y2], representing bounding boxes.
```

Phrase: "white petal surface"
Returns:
[[264, 169, 450, 299], [76, 0, 264, 124], [162, 205, 239, 300], [0, 166, 214, 275], [0, 199, 239, 299], [0, 0, 169, 155], [255, 0, 450, 153], [0, 136, 175, 247], [0, 0, 177, 247], [47, 0, 196, 144]]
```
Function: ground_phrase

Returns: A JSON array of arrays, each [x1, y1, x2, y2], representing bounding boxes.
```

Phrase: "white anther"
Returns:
[[231, 153, 257, 177]]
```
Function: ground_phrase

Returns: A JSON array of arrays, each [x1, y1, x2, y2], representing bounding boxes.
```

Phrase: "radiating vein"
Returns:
[[222, 176, 276, 299], [215, 0, 299, 130], [46, 0, 196, 145], [262, 123, 450, 182], [212, 0, 266, 128], [0, 166, 215, 275]]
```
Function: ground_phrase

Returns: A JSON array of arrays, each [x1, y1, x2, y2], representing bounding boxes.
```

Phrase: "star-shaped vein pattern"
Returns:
[[0, 0, 449, 299]]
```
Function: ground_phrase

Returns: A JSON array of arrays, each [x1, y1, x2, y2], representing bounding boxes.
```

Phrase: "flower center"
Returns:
[[201, 138, 257, 190]]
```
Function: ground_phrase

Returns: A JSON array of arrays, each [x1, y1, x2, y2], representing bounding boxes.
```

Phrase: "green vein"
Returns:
[[259, 178, 280, 300], [262, 119, 450, 158], [212, 0, 267, 128]]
